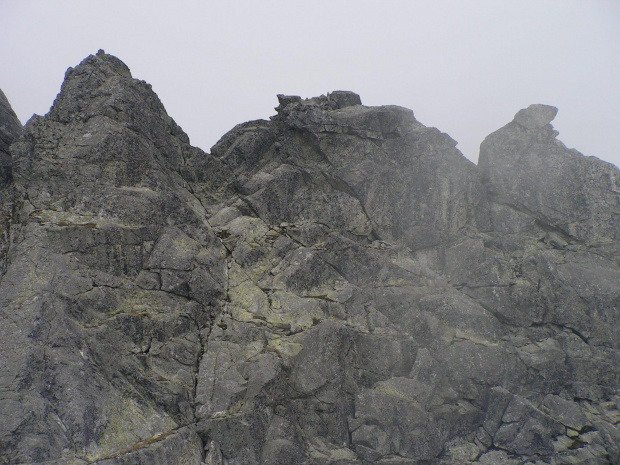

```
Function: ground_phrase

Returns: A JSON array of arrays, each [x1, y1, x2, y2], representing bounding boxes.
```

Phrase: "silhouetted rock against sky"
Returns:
[[480, 103, 620, 246], [0, 88, 22, 188], [0, 51, 619, 465]]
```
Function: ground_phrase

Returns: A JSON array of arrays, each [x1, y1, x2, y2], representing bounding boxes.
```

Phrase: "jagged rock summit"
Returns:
[[513, 104, 558, 129], [0, 88, 22, 188], [0, 51, 619, 465]]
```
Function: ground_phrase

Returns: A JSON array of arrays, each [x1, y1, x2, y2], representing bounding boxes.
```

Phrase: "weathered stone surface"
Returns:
[[479, 104, 620, 247], [0, 89, 22, 278], [0, 51, 224, 464], [1, 51, 619, 465], [0, 88, 22, 188], [513, 103, 558, 129]]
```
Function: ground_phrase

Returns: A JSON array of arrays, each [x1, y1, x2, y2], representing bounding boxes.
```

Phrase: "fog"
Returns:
[[1, 0, 619, 166]]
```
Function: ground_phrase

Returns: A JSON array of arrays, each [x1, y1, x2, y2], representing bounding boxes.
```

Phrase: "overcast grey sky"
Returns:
[[1, 0, 619, 167]]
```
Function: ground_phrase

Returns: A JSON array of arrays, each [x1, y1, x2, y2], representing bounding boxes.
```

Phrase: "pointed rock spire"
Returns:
[[0, 89, 22, 188]]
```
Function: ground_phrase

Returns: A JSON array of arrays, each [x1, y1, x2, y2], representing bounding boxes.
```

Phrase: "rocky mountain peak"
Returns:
[[0, 88, 22, 188], [276, 90, 362, 112], [49, 49, 132, 123], [480, 102, 620, 247], [0, 52, 619, 465], [68, 48, 133, 81], [46, 50, 188, 147], [273, 89, 418, 141], [513, 103, 558, 129], [0, 88, 22, 151]]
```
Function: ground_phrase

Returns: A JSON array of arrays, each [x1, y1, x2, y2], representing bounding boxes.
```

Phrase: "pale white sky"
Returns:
[[1, 0, 619, 167]]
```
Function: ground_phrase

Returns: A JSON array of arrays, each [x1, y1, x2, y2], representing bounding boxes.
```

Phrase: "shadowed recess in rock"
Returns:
[[0, 51, 619, 465]]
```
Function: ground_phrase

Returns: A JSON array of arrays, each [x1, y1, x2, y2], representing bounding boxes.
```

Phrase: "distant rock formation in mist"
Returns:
[[1, 50, 619, 465]]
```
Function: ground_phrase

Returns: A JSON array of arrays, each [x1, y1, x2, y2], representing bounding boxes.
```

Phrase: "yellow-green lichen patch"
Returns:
[[268, 291, 323, 333], [374, 378, 425, 410], [85, 396, 177, 462], [227, 275, 271, 323], [227, 261, 325, 334], [112, 289, 182, 319], [225, 216, 270, 244], [267, 337, 303, 358]]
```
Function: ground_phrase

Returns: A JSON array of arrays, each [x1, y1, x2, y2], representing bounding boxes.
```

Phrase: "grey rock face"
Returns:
[[479, 105, 620, 247], [1, 50, 225, 464], [1, 52, 619, 465], [513, 103, 558, 129], [0, 89, 22, 280], [0, 88, 22, 188]]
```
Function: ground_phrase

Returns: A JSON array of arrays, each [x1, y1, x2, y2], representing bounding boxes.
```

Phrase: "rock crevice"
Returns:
[[0, 51, 618, 465]]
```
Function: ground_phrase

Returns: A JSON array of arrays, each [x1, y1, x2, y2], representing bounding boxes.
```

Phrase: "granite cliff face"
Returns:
[[0, 51, 619, 465]]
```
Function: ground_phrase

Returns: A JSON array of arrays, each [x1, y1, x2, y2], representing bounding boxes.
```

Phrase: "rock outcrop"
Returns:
[[0, 88, 22, 188], [0, 51, 618, 465], [0, 88, 22, 279], [479, 103, 620, 248]]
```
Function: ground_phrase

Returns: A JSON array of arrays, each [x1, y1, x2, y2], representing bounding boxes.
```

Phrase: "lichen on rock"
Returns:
[[0, 51, 619, 465]]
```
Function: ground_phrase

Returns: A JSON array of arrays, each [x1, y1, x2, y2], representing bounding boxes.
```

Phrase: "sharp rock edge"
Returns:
[[1, 51, 619, 465]]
